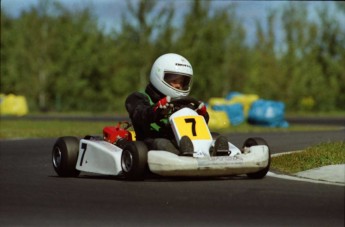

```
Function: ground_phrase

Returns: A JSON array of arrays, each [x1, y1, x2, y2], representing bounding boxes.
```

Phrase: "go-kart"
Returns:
[[52, 97, 271, 180]]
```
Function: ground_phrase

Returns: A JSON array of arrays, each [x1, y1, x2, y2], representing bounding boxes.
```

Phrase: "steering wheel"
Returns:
[[153, 96, 201, 129], [169, 96, 200, 112]]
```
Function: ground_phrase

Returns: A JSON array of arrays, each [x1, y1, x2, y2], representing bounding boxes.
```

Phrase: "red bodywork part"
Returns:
[[103, 122, 133, 144]]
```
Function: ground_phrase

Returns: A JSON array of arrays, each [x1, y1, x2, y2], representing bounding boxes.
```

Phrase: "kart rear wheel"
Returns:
[[121, 141, 148, 180], [52, 136, 80, 177], [243, 137, 271, 179]]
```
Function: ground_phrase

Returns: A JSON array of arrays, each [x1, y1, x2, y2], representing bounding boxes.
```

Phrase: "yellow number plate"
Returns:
[[173, 116, 212, 140]]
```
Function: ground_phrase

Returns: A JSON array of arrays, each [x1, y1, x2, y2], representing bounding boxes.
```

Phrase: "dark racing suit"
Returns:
[[125, 83, 209, 154]]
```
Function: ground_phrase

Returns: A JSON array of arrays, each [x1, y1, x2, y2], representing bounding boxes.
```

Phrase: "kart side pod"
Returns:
[[76, 139, 123, 176]]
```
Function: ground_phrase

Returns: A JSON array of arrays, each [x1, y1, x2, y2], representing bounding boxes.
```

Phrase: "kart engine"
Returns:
[[103, 121, 134, 145]]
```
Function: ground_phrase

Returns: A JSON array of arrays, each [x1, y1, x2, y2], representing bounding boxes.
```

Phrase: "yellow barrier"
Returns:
[[208, 97, 229, 107], [209, 94, 259, 117], [0, 94, 29, 116], [207, 108, 230, 129], [229, 94, 259, 116]]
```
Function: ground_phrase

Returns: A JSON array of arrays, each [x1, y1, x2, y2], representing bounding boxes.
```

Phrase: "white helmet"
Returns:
[[150, 53, 193, 98]]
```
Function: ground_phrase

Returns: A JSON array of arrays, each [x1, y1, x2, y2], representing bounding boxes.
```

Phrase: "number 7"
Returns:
[[79, 143, 87, 166], [185, 118, 197, 136]]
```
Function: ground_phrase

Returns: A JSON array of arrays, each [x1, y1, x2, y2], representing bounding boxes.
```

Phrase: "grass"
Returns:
[[286, 111, 345, 117], [215, 122, 340, 134], [0, 119, 116, 139], [271, 141, 345, 174], [0, 119, 341, 139]]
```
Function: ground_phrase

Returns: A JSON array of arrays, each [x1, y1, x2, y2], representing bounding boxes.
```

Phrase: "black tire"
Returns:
[[52, 137, 81, 177], [243, 137, 271, 179], [121, 141, 149, 180]]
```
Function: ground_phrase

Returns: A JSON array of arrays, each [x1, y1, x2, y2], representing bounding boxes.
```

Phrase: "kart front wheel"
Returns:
[[242, 137, 271, 179], [52, 136, 80, 177], [121, 141, 148, 180]]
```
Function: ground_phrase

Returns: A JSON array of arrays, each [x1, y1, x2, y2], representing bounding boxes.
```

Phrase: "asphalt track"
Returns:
[[0, 129, 344, 226]]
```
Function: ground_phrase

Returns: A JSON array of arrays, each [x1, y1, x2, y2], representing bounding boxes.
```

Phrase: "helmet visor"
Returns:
[[164, 73, 192, 92]]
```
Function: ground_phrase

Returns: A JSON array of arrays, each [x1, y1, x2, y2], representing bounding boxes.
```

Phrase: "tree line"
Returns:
[[1, 0, 344, 113]]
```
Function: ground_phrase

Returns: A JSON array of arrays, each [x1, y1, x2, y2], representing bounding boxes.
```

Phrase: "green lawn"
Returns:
[[271, 141, 345, 174], [0, 119, 115, 139], [0, 119, 341, 139]]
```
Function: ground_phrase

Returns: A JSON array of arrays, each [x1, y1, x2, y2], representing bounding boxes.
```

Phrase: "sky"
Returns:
[[1, 0, 343, 46]]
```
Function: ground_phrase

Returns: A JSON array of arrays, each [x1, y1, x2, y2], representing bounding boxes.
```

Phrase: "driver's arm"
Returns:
[[197, 101, 209, 123], [125, 92, 161, 125], [202, 112, 210, 123]]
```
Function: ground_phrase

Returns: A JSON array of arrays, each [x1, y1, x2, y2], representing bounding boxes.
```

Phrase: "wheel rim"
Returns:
[[121, 150, 133, 172], [52, 147, 62, 168]]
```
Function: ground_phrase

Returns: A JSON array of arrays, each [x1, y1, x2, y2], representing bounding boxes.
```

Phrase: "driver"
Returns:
[[125, 53, 225, 156]]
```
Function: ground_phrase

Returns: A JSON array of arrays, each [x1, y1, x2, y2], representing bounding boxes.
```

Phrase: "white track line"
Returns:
[[267, 171, 344, 186]]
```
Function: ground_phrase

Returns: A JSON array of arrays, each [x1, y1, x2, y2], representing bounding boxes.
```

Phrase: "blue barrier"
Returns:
[[212, 103, 245, 126], [248, 99, 289, 127]]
